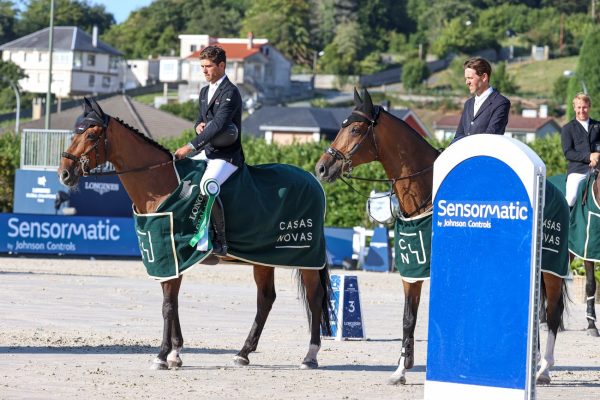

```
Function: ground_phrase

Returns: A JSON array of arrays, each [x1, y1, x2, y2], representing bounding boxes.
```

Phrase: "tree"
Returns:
[[0, 59, 27, 112], [491, 62, 518, 95], [319, 20, 365, 75], [16, 0, 114, 37], [402, 58, 429, 90], [566, 28, 600, 120], [241, 0, 312, 65], [0, 0, 17, 44], [182, 0, 246, 37]]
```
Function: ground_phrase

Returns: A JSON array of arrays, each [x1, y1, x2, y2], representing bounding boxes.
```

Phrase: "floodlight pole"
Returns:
[[0, 76, 20, 133]]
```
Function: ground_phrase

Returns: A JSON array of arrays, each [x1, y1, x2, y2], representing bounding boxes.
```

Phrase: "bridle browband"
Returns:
[[61, 115, 174, 177], [325, 106, 435, 218]]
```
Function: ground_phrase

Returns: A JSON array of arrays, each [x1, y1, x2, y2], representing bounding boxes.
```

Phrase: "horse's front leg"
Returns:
[[388, 279, 423, 385], [151, 276, 184, 370], [584, 260, 599, 336], [233, 265, 276, 366], [298, 269, 326, 370], [536, 273, 564, 384]]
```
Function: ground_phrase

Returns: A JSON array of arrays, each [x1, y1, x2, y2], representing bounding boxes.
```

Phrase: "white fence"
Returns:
[[20, 129, 73, 170]]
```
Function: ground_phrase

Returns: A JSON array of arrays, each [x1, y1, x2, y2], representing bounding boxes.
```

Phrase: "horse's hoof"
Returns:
[[300, 359, 318, 369], [387, 375, 406, 385], [233, 355, 250, 366], [539, 322, 548, 331], [167, 358, 183, 369], [587, 328, 600, 337], [536, 373, 551, 385], [150, 358, 169, 370]]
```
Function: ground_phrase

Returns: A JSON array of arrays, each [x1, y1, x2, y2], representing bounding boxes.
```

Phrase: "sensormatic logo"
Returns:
[[437, 200, 529, 220], [85, 182, 119, 195]]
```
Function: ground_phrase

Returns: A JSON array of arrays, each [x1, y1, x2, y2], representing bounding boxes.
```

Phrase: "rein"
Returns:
[[61, 118, 174, 177], [326, 107, 436, 218]]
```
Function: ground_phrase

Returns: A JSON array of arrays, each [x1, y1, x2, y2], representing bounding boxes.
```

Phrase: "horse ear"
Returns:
[[90, 98, 105, 118], [362, 88, 373, 114], [353, 87, 363, 106], [83, 97, 92, 113]]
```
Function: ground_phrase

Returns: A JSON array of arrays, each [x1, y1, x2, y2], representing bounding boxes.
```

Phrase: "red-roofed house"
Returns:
[[166, 33, 292, 105], [433, 114, 561, 143]]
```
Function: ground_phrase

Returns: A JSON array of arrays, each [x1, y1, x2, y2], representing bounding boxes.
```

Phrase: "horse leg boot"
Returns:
[[234, 265, 276, 366], [152, 277, 184, 370], [210, 196, 228, 256], [536, 273, 564, 384], [584, 261, 599, 336], [388, 280, 423, 385]]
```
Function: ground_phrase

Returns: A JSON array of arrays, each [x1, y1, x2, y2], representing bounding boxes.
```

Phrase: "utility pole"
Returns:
[[45, 0, 55, 129], [0, 76, 20, 134]]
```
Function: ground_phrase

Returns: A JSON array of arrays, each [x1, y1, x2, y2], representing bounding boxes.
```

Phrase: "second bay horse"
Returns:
[[315, 88, 568, 385]]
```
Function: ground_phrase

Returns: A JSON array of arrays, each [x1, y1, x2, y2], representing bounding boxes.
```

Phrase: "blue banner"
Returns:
[[13, 169, 65, 214], [428, 156, 533, 390], [0, 213, 140, 256]]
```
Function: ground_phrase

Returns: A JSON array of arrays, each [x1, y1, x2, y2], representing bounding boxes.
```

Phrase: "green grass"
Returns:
[[133, 90, 177, 105], [508, 56, 578, 98]]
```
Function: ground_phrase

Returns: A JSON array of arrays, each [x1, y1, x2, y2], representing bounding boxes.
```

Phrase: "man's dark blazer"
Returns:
[[191, 76, 244, 167], [452, 89, 511, 143], [561, 118, 600, 174]]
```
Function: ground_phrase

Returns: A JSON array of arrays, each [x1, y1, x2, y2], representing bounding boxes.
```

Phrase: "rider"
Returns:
[[174, 45, 244, 256], [561, 92, 600, 208]]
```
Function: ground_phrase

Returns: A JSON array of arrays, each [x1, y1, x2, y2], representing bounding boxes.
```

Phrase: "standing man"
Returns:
[[175, 45, 244, 256], [561, 93, 600, 207], [452, 57, 511, 143]]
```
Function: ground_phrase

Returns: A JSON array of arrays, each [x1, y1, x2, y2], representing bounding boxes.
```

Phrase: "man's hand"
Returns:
[[590, 152, 600, 168], [174, 144, 194, 160], [195, 122, 206, 135]]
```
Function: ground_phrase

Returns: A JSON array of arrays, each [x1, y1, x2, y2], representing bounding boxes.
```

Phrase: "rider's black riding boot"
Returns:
[[210, 196, 228, 256]]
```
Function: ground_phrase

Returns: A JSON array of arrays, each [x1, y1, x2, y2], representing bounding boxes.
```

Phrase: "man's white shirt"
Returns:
[[473, 86, 494, 116], [207, 75, 227, 104]]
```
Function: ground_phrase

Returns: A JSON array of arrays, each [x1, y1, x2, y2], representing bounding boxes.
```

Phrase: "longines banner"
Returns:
[[0, 213, 140, 256]]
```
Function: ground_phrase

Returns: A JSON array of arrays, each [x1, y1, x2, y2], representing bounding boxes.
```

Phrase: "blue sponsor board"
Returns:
[[425, 135, 544, 400], [326, 274, 365, 340], [13, 169, 132, 217], [362, 226, 390, 272], [69, 175, 132, 217], [0, 213, 140, 256], [13, 169, 66, 214]]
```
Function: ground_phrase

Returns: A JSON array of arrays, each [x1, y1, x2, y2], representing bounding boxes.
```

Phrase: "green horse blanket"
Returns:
[[134, 158, 327, 281], [550, 173, 600, 263], [394, 179, 569, 280]]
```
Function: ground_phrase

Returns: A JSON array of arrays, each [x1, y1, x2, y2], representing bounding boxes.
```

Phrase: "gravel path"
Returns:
[[0, 256, 598, 399]]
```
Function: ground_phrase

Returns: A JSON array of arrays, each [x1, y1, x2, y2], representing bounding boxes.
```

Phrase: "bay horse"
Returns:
[[58, 98, 333, 370], [315, 88, 568, 385]]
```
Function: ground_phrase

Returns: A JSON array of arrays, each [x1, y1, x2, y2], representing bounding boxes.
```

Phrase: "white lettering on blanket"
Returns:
[[276, 218, 313, 248]]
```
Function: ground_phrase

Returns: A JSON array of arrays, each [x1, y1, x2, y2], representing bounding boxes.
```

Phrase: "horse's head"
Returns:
[[58, 97, 110, 187], [315, 88, 380, 182]]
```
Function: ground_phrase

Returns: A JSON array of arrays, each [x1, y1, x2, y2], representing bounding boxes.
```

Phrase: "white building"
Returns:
[[125, 59, 160, 89], [164, 33, 292, 104], [0, 26, 124, 97]]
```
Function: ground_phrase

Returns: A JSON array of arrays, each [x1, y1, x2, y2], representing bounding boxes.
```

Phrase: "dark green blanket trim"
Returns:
[[394, 212, 432, 280], [568, 174, 600, 262]]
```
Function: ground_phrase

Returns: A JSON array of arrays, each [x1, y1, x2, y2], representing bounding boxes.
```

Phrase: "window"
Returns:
[[87, 54, 95, 66], [109, 56, 120, 70], [73, 52, 82, 67], [102, 76, 110, 88], [190, 45, 197, 53], [88, 75, 95, 87]]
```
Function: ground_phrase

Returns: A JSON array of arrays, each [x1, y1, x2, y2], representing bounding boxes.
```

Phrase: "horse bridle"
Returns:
[[61, 115, 173, 176], [326, 106, 435, 218]]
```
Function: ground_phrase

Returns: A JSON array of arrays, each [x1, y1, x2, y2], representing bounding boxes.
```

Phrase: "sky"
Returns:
[[99, 0, 154, 24]]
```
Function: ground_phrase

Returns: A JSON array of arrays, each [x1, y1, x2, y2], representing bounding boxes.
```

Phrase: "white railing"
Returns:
[[20, 129, 73, 170]]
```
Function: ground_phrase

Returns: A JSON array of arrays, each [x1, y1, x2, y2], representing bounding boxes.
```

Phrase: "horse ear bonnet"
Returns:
[[74, 98, 108, 133]]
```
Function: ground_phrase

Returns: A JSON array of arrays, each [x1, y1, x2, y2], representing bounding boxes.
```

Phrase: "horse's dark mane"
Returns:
[[379, 108, 437, 150], [113, 117, 172, 157]]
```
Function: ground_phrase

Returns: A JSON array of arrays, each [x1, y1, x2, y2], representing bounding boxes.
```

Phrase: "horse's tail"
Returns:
[[295, 264, 335, 337]]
